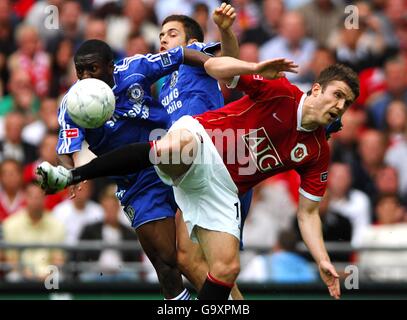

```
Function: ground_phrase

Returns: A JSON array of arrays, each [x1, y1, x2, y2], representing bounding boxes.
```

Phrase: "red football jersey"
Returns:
[[195, 75, 330, 201]]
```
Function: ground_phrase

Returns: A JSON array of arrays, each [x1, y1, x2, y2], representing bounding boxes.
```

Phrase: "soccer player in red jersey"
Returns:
[[37, 56, 359, 300]]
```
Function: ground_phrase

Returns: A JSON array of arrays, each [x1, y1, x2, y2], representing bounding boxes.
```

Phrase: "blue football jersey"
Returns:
[[159, 42, 224, 127], [56, 47, 184, 207]]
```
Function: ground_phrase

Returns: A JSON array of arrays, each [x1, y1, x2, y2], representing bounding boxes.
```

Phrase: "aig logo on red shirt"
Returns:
[[242, 127, 284, 173]]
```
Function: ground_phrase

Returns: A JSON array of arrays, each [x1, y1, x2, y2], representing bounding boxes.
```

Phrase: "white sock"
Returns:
[[165, 288, 191, 300]]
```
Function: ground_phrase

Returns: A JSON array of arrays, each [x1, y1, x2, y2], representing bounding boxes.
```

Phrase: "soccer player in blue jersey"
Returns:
[[55, 4, 244, 300], [157, 5, 252, 300], [57, 39, 210, 300]]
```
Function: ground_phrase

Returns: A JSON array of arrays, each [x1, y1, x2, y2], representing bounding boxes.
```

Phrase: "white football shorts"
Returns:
[[155, 115, 241, 242]]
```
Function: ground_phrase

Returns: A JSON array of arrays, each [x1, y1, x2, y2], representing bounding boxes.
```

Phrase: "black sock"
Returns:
[[71, 142, 155, 184], [197, 273, 233, 300]]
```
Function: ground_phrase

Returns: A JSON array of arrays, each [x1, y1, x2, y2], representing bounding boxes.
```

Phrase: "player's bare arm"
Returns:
[[297, 195, 341, 299], [213, 2, 239, 58], [183, 47, 211, 67], [204, 56, 298, 84]]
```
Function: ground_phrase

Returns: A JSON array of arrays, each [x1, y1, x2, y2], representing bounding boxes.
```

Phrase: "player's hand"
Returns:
[[213, 2, 236, 30], [319, 260, 341, 299], [254, 58, 298, 80]]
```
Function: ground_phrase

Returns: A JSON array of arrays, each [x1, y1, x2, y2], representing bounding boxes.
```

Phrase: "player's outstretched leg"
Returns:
[[176, 211, 244, 300], [137, 218, 189, 300], [194, 227, 240, 300]]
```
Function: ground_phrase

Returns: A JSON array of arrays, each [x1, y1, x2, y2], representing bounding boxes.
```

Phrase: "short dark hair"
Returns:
[[315, 64, 360, 100], [162, 15, 204, 43], [74, 39, 114, 64]]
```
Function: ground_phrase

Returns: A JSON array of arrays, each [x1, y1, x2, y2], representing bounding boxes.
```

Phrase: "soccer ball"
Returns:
[[66, 78, 115, 128]]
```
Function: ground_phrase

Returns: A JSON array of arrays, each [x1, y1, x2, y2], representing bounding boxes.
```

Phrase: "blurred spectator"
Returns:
[[395, 17, 407, 63], [85, 16, 124, 61], [0, 112, 38, 165], [77, 185, 141, 282], [53, 181, 104, 245], [327, 6, 387, 73], [293, 190, 353, 262], [25, 0, 63, 47], [3, 182, 65, 281], [239, 229, 317, 283], [8, 24, 51, 97], [259, 11, 316, 83], [230, 0, 260, 40], [374, 165, 405, 205], [0, 159, 26, 223], [351, 129, 388, 209], [383, 100, 407, 146], [154, 0, 220, 25], [327, 162, 371, 247], [13, 0, 36, 19], [107, 0, 160, 52], [192, 3, 216, 43], [296, 45, 337, 90], [222, 41, 259, 103], [240, 0, 284, 46], [22, 98, 59, 146], [241, 180, 296, 265], [357, 194, 407, 282], [84, 16, 107, 41], [0, 0, 18, 96], [126, 32, 150, 57], [384, 0, 407, 30], [0, 69, 40, 119], [385, 136, 407, 199], [368, 57, 407, 130], [298, 0, 344, 47], [49, 38, 75, 98], [330, 108, 365, 166], [46, 0, 85, 53], [23, 132, 68, 210]]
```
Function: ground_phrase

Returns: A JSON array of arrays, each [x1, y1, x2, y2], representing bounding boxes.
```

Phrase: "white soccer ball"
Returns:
[[66, 78, 115, 129]]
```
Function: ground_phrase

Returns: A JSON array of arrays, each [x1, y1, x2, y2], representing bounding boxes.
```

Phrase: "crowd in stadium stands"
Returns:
[[0, 0, 407, 284]]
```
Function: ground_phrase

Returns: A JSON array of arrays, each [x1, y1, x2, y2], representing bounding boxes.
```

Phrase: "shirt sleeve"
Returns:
[[228, 74, 291, 101], [295, 146, 330, 202], [187, 42, 221, 56], [114, 46, 185, 84], [56, 94, 85, 155]]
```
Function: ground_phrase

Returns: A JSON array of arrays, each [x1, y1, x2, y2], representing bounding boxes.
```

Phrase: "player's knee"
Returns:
[[210, 259, 240, 282]]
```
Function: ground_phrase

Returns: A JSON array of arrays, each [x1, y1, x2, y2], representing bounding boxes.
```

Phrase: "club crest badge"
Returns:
[[290, 143, 308, 163], [127, 83, 144, 103]]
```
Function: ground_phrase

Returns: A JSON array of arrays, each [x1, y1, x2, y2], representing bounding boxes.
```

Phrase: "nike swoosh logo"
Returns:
[[273, 112, 283, 123]]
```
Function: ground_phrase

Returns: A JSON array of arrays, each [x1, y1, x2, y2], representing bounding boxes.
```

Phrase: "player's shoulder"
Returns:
[[187, 41, 220, 56]]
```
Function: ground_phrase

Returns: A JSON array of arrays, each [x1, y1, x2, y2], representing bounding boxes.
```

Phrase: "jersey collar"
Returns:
[[297, 93, 315, 132]]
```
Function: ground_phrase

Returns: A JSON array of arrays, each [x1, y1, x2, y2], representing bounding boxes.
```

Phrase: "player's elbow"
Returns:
[[204, 58, 220, 78]]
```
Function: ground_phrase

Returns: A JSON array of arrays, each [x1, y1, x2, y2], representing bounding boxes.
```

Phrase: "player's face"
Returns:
[[314, 80, 355, 126], [75, 54, 114, 86], [159, 21, 188, 52]]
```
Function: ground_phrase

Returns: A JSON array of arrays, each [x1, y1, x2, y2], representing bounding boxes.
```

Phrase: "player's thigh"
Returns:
[[136, 217, 177, 263], [194, 227, 240, 270], [156, 128, 198, 179]]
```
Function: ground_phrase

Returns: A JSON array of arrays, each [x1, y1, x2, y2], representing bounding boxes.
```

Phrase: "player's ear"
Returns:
[[108, 60, 114, 75], [187, 38, 198, 46], [311, 83, 322, 97]]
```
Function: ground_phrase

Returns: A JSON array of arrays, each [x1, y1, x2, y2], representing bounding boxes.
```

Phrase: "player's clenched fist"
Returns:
[[213, 2, 236, 30]]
